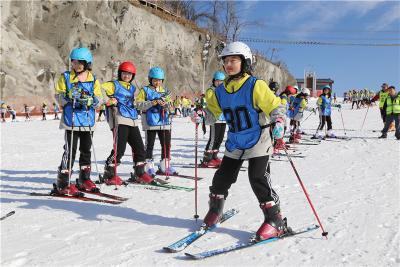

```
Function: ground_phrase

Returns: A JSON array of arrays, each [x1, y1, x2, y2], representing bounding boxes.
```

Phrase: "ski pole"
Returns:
[[339, 108, 347, 136], [112, 108, 119, 190], [360, 104, 370, 131], [194, 122, 199, 221], [0, 211, 15, 221], [85, 105, 101, 181], [161, 108, 170, 180], [68, 98, 76, 190], [301, 110, 314, 124], [282, 145, 328, 238]]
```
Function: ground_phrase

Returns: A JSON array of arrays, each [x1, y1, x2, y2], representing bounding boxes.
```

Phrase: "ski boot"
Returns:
[[145, 158, 156, 177], [289, 134, 300, 144], [202, 193, 225, 228], [158, 158, 178, 175], [55, 169, 82, 197], [273, 139, 286, 154], [326, 129, 336, 138], [199, 151, 219, 168], [255, 201, 287, 241], [211, 150, 222, 166], [77, 166, 99, 192], [312, 130, 324, 140], [102, 164, 123, 186], [128, 162, 154, 184], [378, 134, 387, 139]]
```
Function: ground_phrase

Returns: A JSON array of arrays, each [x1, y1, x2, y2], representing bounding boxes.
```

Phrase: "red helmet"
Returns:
[[118, 61, 136, 75], [285, 85, 296, 95]]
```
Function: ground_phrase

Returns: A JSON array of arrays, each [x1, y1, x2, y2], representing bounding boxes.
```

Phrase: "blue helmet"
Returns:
[[213, 71, 225, 81], [69, 47, 93, 64], [323, 85, 331, 90], [148, 67, 165, 80]]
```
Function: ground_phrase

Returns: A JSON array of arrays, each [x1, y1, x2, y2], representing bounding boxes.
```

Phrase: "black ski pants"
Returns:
[[318, 115, 332, 131], [380, 108, 386, 124], [381, 114, 400, 138], [205, 123, 226, 152], [106, 125, 146, 166], [145, 129, 171, 160], [59, 130, 92, 171], [209, 155, 280, 204]]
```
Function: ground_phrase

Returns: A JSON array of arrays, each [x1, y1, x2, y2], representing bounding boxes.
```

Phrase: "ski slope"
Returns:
[[1, 101, 399, 266]]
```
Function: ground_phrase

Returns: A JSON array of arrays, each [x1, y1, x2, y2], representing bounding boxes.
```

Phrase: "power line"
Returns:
[[234, 37, 400, 47]]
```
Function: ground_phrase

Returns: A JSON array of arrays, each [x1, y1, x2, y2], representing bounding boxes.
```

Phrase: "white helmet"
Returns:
[[301, 88, 310, 96], [220, 42, 253, 72]]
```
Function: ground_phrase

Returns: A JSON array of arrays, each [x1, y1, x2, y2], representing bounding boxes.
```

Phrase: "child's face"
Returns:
[[71, 60, 85, 73], [121, 71, 133, 83], [151, 78, 163, 88], [323, 88, 329, 94], [214, 80, 224, 87], [223, 55, 242, 76]]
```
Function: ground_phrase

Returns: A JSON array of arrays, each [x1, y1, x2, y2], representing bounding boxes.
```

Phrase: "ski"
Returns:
[[325, 136, 351, 140], [29, 192, 123, 205], [128, 181, 194, 192], [76, 179, 129, 201], [272, 152, 304, 158], [163, 209, 239, 252], [1, 211, 16, 221], [185, 224, 320, 260], [156, 170, 204, 180], [79, 190, 129, 201]]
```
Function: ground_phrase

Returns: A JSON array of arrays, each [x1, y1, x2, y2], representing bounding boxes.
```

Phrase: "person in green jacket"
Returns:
[[379, 86, 400, 139]]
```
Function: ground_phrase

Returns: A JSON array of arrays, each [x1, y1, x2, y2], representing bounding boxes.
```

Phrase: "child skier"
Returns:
[[0, 102, 6, 122], [287, 88, 310, 143], [274, 85, 297, 151], [200, 71, 227, 168], [101, 61, 153, 185], [54, 47, 102, 196], [97, 102, 106, 121], [24, 104, 31, 121], [53, 102, 60, 120], [7, 105, 17, 122], [136, 67, 176, 176], [192, 42, 288, 241], [314, 85, 335, 138], [42, 102, 48, 120]]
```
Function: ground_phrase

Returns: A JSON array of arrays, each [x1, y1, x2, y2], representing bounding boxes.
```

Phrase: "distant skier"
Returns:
[[191, 42, 288, 241], [200, 71, 227, 168], [42, 102, 48, 120], [54, 47, 102, 196], [53, 102, 60, 120], [136, 67, 176, 176], [275, 85, 297, 151], [97, 102, 106, 121], [101, 61, 153, 185], [24, 104, 31, 121], [7, 105, 17, 122], [0, 102, 6, 122]]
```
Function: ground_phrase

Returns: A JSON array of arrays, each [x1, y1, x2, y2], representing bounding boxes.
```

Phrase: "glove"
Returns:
[[78, 96, 93, 107], [106, 98, 118, 107], [68, 88, 82, 100], [336, 104, 342, 109], [190, 109, 204, 124], [312, 108, 316, 114], [272, 118, 284, 139]]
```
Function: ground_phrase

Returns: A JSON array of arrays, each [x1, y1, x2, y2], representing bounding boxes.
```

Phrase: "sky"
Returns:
[[208, 1, 400, 95]]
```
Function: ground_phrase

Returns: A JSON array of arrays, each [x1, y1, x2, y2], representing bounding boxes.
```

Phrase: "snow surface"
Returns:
[[1, 101, 399, 267]]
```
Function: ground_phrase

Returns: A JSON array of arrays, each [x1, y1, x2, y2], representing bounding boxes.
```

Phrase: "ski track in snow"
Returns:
[[1, 101, 399, 266]]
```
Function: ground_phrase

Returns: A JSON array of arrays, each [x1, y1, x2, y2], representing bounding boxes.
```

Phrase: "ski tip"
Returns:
[[163, 247, 179, 253], [184, 252, 201, 260]]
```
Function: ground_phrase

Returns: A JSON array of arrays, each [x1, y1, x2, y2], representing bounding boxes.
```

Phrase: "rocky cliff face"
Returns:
[[0, 0, 295, 108]]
